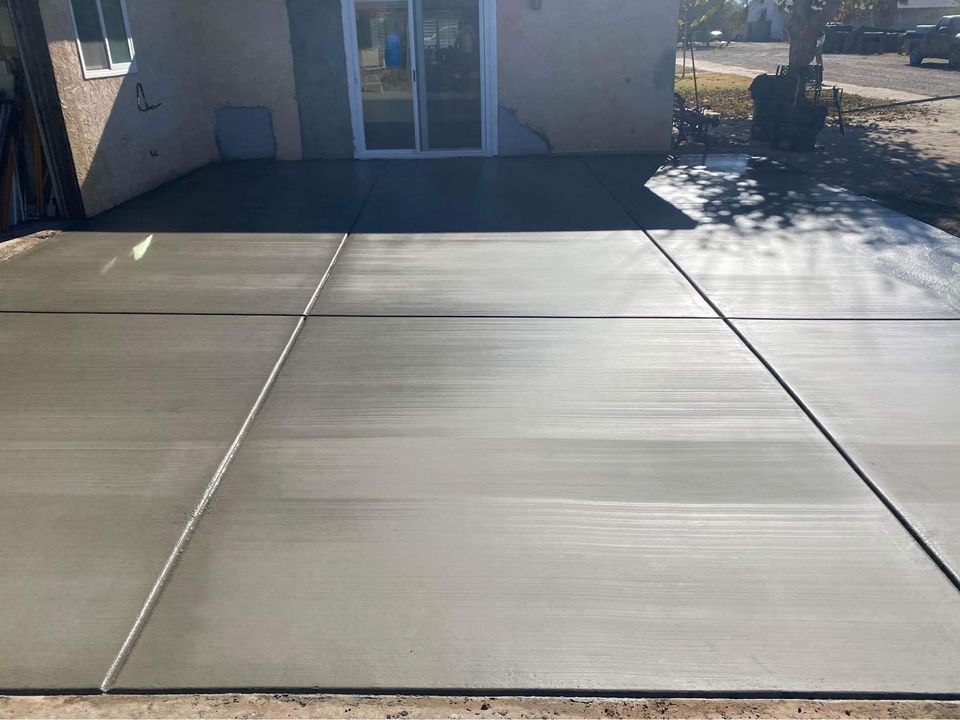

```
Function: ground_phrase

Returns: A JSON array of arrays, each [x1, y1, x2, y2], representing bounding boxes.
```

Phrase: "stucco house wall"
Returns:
[[39, 0, 679, 216], [286, 0, 355, 159], [496, 0, 678, 154], [39, 0, 213, 217], [186, 0, 303, 162]]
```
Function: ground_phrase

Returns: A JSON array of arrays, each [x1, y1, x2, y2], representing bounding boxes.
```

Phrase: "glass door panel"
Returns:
[[354, 0, 417, 150], [417, 0, 482, 150]]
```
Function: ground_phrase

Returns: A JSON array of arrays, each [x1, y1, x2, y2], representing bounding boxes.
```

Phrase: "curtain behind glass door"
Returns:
[[417, 0, 482, 150]]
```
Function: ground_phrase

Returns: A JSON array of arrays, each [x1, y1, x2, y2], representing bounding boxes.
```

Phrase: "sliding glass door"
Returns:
[[347, 0, 492, 156], [354, 0, 417, 150], [416, 0, 482, 150]]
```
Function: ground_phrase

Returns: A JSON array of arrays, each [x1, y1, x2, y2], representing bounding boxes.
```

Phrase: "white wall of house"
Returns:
[[894, 0, 959, 28], [746, 0, 786, 41]]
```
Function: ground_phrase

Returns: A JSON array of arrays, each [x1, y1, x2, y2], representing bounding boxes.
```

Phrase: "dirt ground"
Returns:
[[3, 695, 960, 720], [0, 229, 59, 262]]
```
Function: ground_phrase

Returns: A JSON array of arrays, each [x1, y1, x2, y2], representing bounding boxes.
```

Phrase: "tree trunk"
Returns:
[[785, 0, 844, 70]]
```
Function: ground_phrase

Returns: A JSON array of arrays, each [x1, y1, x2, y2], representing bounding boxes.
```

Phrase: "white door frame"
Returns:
[[341, 0, 498, 159]]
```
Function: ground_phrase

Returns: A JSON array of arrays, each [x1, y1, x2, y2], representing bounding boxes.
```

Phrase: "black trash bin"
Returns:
[[776, 104, 828, 152]]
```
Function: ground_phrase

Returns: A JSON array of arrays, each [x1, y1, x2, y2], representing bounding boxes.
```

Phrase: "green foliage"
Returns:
[[837, 0, 904, 24], [679, 0, 747, 30]]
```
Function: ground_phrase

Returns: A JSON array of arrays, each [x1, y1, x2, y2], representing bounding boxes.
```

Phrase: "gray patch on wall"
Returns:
[[216, 107, 277, 160], [498, 106, 551, 155], [287, 0, 355, 159], [653, 47, 677, 93]]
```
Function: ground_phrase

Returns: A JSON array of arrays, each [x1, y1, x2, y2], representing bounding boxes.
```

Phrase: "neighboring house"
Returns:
[[892, 0, 960, 28], [841, 0, 959, 27], [745, 0, 786, 41], [2, 0, 680, 218]]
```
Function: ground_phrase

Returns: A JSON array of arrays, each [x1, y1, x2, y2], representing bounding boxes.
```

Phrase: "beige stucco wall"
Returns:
[[41, 0, 302, 216], [39, 0, 214, 216], [497, 0, 680, 154], [186, 0, 302, 162], [42, 0, 676, 214]]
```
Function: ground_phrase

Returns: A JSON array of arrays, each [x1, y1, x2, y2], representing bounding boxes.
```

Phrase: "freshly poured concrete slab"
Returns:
[[313, 232, 714, 317], [353, 157, 637, 233], [586, 154, 865, 227], [0, 232, 341, 315], [644, 155, 866, 207], [81, 160, 383, 234], [117, 319, 960, 693], [738, 319, 960, 578], [651, 202, 960, 318], [0, 314, 296, 689]]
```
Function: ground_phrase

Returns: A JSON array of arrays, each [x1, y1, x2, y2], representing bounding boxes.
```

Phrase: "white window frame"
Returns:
[[68, 0, 137, 80]]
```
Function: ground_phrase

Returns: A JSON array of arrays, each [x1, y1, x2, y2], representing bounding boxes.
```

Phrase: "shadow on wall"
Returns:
[[41, 0, 311, 219], [38, 0, 216, 218]]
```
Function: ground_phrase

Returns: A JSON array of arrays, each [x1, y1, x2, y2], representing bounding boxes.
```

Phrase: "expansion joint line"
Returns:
[[579, 156, 960, 596], [99, 231, 351, 692], [100, 161, 387, 692]]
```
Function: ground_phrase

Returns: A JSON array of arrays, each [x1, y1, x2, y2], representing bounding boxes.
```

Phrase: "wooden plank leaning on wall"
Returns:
[[6, 0, 85, 220]]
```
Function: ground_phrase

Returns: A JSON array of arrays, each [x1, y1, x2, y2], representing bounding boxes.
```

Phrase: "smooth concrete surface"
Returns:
[[0, 232, 341, 314], [0, 314, 297, 689], [3, 156, 960, 695], [651, 204, 960, 318], [313, 232, 714, 317], [630, 158, 960, 318], [79, 160, 383, 234], [738, 320, 960, 578], [352, 158, 639, 233], [587, 155, 866, 223], [115, 319, 960, 692]]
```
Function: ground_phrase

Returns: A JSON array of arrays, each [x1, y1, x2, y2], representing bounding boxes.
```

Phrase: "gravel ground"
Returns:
[[679, 42, 960, 97], [3, 695, 960, 720]]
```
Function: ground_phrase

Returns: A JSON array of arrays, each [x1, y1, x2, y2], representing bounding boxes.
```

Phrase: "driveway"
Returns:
[[683, 42, 959, 97], [1, 155, 959, 695]]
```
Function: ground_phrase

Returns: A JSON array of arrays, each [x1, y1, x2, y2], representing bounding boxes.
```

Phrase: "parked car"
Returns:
[[904, 15, 960, 67]]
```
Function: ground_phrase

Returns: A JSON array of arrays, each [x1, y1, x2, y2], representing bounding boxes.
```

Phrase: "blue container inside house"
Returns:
[[385, 33, 403, 68]]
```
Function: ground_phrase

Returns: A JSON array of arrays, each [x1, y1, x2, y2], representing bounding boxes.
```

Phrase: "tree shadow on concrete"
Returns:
[[638, 150, 960, 313], [687, 117, 960, 238]]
